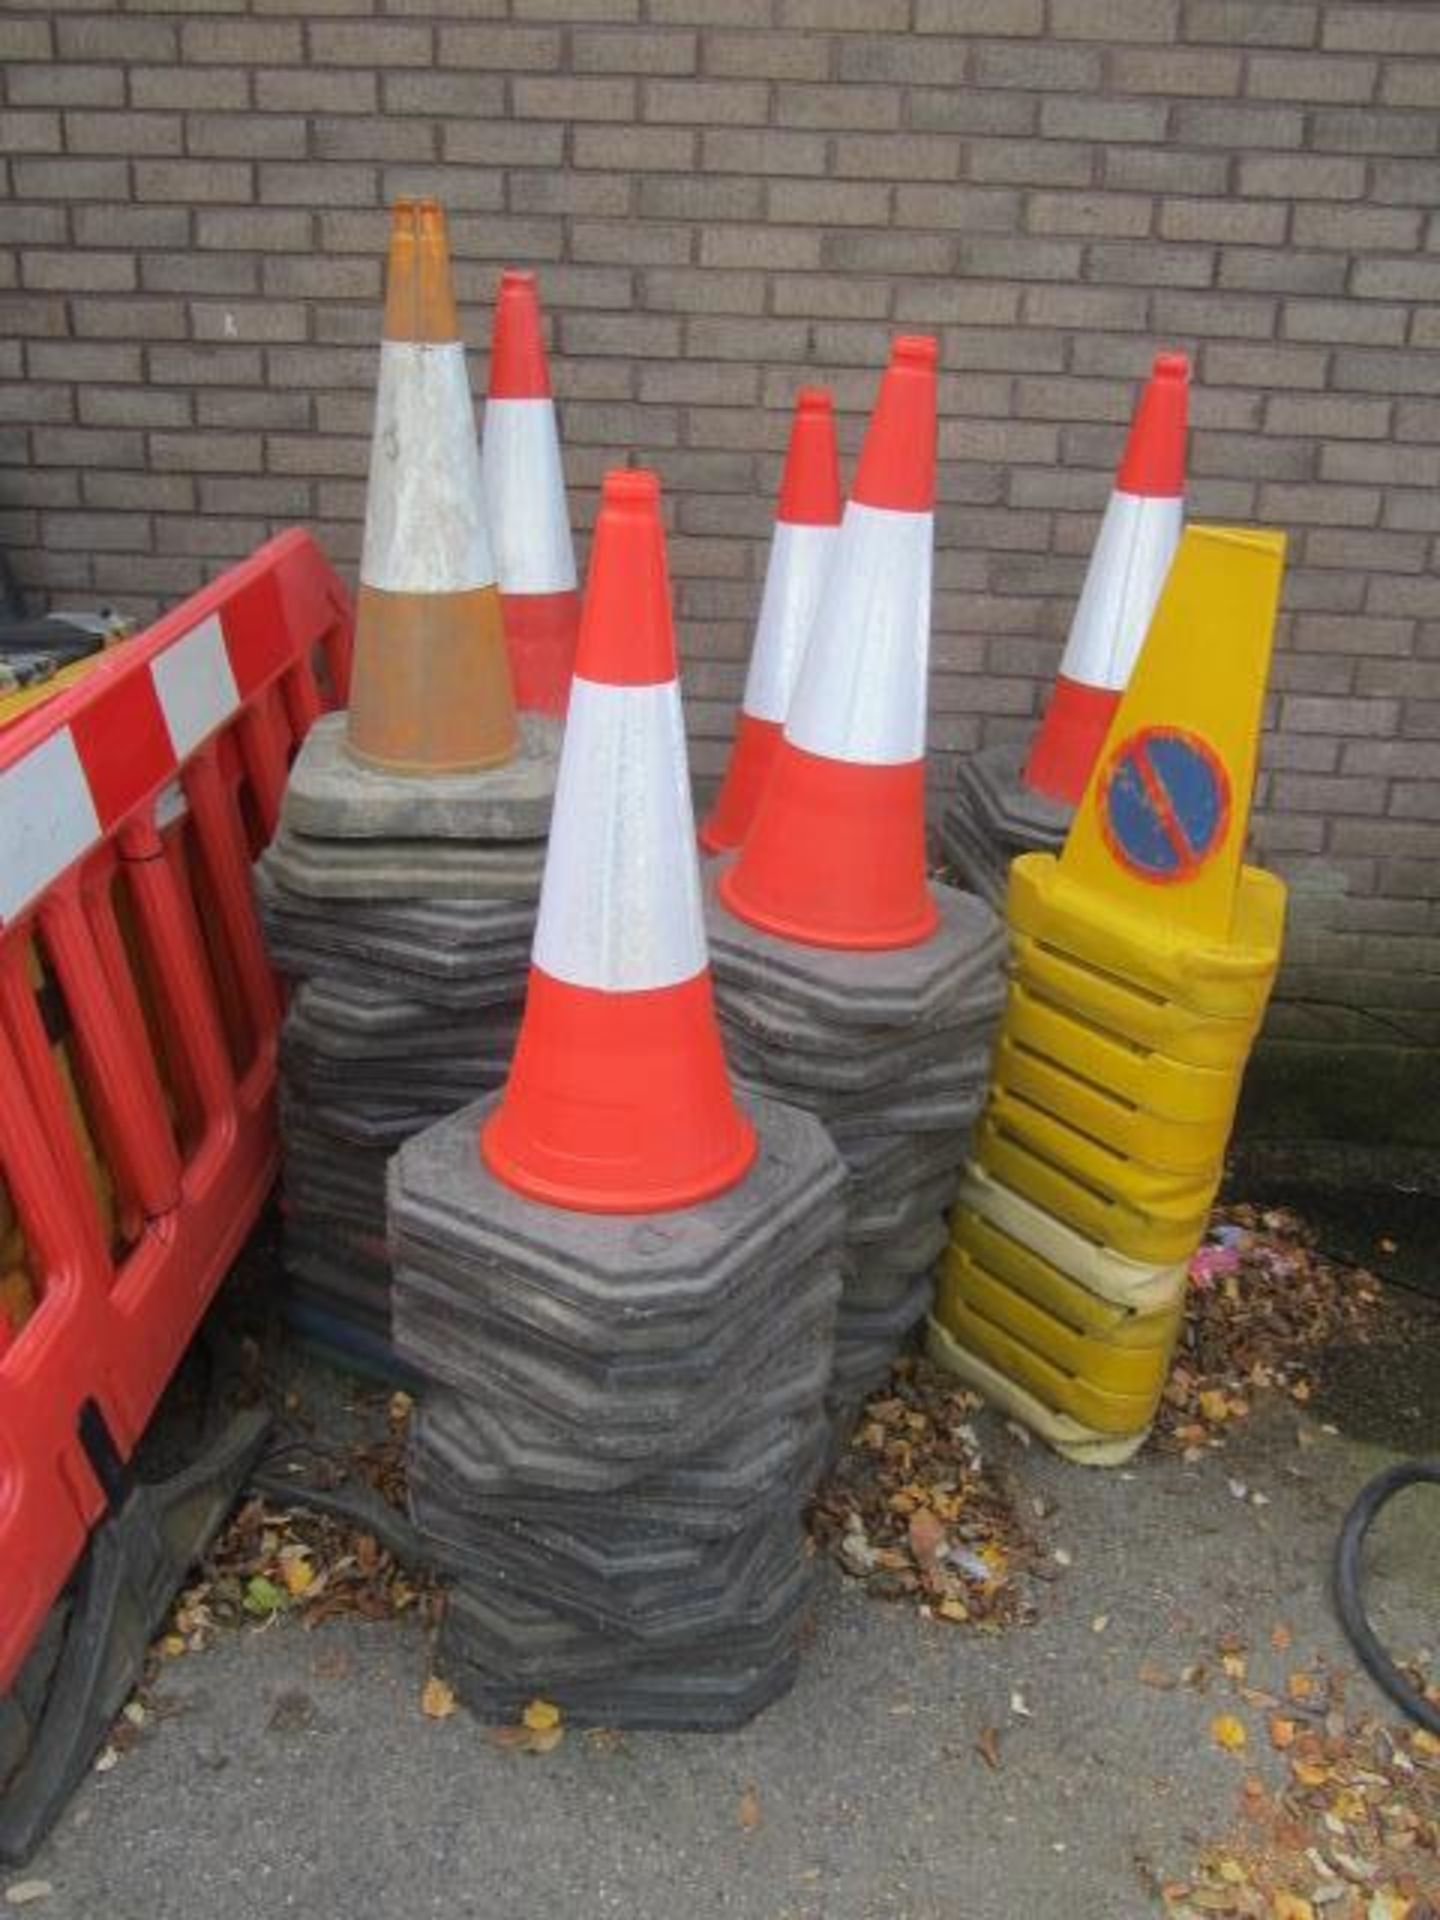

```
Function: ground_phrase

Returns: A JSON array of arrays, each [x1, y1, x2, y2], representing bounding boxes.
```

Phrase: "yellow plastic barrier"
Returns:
[[931, 525, 1290, 1459], [993, 1034, 1237, 1173], [956, 1161, 1185, 1311]]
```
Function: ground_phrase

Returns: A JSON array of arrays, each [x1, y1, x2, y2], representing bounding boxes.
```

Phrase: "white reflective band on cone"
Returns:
[[531, 676, 708, 992], [742, 520, 840, 725], [152, 612, 239, 758], [360, 341, 495, 595], [481, 397, 579, 595], [784, 502, 933, 766], [1056, 490, 1183, 694], [0, 729, 101, 924]]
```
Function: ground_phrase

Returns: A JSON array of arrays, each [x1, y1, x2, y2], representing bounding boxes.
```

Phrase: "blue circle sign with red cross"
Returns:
[[1098, 726, 1232, 884]]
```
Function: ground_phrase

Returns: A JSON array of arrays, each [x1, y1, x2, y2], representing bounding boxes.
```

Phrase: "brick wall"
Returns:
[[1, 0, 1437, 1140]]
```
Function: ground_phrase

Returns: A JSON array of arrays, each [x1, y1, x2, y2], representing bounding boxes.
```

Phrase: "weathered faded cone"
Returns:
[[347, 197, 517, 775]]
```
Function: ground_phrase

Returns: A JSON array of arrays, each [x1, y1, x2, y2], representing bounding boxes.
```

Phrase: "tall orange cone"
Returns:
[[699, 388, 842, 855], [481, 469, 757, 1214], [346, 199, 516, 774], [1023, 352, 1189, 806], [719, 336, 939, 951], [481, 270, 581, 717]]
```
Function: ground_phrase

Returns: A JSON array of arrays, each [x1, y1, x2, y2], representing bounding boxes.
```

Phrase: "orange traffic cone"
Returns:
[[699, 388, 842, 855], [718, 336, 939, 951], [346, 199, 516, 775], [1023, 352, 1189, 807], [481, 270, 581, 718], [481, 469, 757, 1214]]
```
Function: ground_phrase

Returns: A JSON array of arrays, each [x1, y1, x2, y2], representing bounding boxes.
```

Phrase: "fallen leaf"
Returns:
[[523, 1698, 561, 1734], [907, 1508, 947, 1570], [420, 1675, 457, 1720], [1212, 1715, 1249, 1754], [1139, 1662, 1177, 1691], [1010, 1689, 1032, 1719], [1269, 1716, 1298, 1751], [526, 1726, 564, 1755], [738, 1786, 762, 1831], [975, 1726, 1002, 1771], [3, 1884, 53, 1908], [1271, 1896, 1315, 1919], [1092, 1614, 1111, 1635], [93, 1747, 119, 1773]]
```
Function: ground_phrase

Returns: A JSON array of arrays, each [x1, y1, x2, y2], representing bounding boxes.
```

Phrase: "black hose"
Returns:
[[1333, 1460, 1440, 1736], [248, 1437, 445, 1574]]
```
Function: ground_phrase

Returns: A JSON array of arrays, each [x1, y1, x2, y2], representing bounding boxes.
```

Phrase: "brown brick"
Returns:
[[773, 83, 900, 129], [1027, 192, 1151, 237], [0, 17, 52, 60], [1380, 61, 1440, 108], [1087, 241, 1214, 288], [1321, 441, 1440, 487], [1312, 107, 1439, 155], [1283, 299, 1408, 345], [64, 110, 183, 156], [644, 267, 764, 314], [1323, 7, 1440, 54], [131, 68, 249, 112], [1207, 344, 1329, 390], [771, 178, 890, 226], [1239, 153, 1367, 198], [779, 0, 908, 25], [1103, 147, 1229, 194], [704, 30, 823, 78], [27, 341, 143, 383], [1021, 285, 1149, 330], [572, 219, 693, 266], [438, 25, 563, 69], [445, 123, 566, 167], [0, 110, 60, 152], [971, 139, 1096, 188], [43, 511, 153, 553], [1352, 257, 1440, 302], [910, 89, 1037, 134], [701, 128, 825, 175], [837, 35, 969, 84], [257, 70, 380, 114], [1115, 47, 1244, 95], [1371, 158, 1440, 203], [1245, 52, 1378, 99], [1149, 291, 1278, 339], [10, 65, 123, 107], [192, 115, 309, 160], [312, 21, 432, 65], [975, 42, 1101, 88], [12, 158, 131, 200], [143, 254, 261, 295], [1218, 250, 1349, 295], [574, 125, 696, 171], [1184, 1, 1318, 47], [1261, 482, 1383, 525], [313, 118, 433, 163], [1178, 105, 1307, 153], [894, 185, 1019, 231], [1040, 96, 1167, 142], [74, 299, 188, 343], [79, 387, 191, 430], [23, 250, 137, 293], [259, 163, 377, 208], [515, 75, 638, 119], [56, 18, 175, 62], [638, 175, 762, 220], [1159, 198, 1287, 245], [181, 19, 302, 62], [73, 206, 189, 249], [136, 160, 254, 204], [915, 0, 1043, 29]]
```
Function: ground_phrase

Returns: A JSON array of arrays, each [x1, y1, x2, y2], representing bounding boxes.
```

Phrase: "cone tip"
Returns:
[[893, 334, 939, 369], [602, 467, 660, 509], [489, 265, 552, 398], [1151, 350, 1189, 384], [795, 385, 833, 416]]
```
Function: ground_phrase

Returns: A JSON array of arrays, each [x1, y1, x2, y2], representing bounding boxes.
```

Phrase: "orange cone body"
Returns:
[[719, 337, 939, 951], [481, 270, 581, 717], [481, 469, 756, 1214], [346, 200, 516, 775], [700, 389, 842, 854], [1023, 352, 1189, 807]]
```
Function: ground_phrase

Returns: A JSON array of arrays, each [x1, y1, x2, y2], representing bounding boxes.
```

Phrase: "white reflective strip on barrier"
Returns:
[[154, 779, 189, 830], [742, 520, 840, 725], [783, 501, 932, 767], [152, 612, 240, 760], [481, 397, 578, 596], [360, 341, 495, 596], [0, 728, 101, 924], [1056, 490, 1183, 694], [532, 675, 708, 993]]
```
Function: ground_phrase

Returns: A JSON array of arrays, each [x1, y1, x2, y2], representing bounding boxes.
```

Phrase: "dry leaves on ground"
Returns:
[[162, 1391, 434, 1655], [1159, 1208, 1384, 1459], [1165, 1658, 1440, 1919], [808, 1356, 1036, 1631]]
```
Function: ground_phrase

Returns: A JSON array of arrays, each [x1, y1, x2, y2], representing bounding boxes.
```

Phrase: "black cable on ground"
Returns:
[[1333, 1460, 1440, 1736], [248, 1438, 446, 1574]]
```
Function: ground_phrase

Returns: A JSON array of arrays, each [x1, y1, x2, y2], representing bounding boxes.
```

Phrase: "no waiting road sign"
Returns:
[[1098, 726, 1232, 884]]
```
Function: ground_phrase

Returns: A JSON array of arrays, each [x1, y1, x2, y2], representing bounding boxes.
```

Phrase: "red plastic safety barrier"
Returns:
[[0, 529, 351, 1691]]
